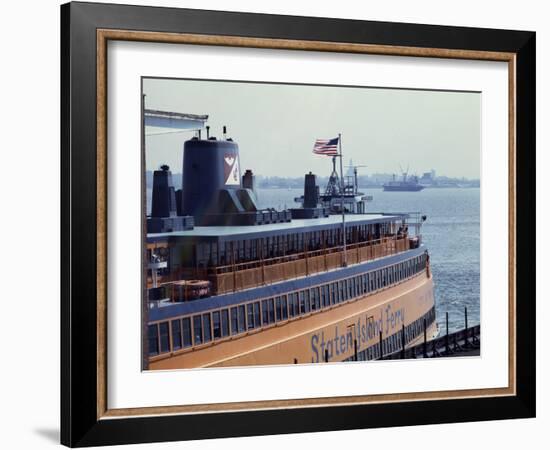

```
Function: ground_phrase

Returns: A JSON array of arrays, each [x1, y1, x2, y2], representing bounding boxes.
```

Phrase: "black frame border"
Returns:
[[61, 2, 535, 447]]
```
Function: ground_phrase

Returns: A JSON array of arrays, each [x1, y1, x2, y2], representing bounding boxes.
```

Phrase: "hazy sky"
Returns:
[[143, 78, 480, 179]]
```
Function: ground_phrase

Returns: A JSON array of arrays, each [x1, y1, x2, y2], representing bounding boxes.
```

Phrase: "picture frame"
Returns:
[[60, 1, 535, 447]]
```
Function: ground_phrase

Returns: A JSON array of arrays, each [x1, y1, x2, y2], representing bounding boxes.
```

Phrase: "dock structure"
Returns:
[[331, 309, 480, 363], [381, 324, 480, 360]]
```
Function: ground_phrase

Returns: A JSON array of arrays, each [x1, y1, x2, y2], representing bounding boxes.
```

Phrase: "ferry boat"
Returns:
[[145, 130, 437, 369]]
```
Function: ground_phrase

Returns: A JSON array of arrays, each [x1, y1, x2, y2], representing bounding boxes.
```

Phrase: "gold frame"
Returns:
[[96, 29, 516, 420]]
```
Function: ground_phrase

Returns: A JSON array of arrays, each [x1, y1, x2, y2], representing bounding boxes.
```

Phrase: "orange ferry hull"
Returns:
[[150, 272, 435, 369]]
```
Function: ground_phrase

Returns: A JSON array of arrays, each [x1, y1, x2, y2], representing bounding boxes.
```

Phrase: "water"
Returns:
[[256, 187, 480, 333]]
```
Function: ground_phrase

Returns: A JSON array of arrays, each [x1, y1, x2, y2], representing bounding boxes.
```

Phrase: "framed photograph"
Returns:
[[61, 1, 535, 447]]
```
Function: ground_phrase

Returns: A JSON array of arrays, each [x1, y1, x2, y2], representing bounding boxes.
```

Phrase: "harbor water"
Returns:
[[256, 187, 480, 333]]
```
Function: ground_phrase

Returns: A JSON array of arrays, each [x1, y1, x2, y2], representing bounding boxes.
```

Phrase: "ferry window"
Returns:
[[247, 304, 255, 329], [308, 290, 314, 312], [172, 320, 182, 350], [268, 299, 275, 323], [276, 296, 282, 321], [262, 300, 269, 325], [213, 311, 222, 338], [304, 290, 311, 313], [330, 283, 337, 305], [193, 316, 203, 345], [348, 279, 353, 298], [282, 295, 288, 319], [254, 302, 261, 327], [299, 291, 306, 314], [291, 293, 298, 315], [221, 309, 229, 337], [238, 305, 246, 332], [148, 324, 159, 356], [291, 293, 300, 317], [313, 287, 320, 310], [230, 307, 238, 335], [203, 313, 212, 343], [182, 317, 192, 347], [159, 322, 170, 353], [288, 294, 295, 317]]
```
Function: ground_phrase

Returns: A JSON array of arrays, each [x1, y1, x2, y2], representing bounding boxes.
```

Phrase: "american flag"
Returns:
[[313, 137, 339, 156]]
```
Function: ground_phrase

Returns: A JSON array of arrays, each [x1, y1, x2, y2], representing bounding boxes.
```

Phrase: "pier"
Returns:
[[379, 308, 480, 360], [330, 308, 480, 364], [382, 323, 480, 360]]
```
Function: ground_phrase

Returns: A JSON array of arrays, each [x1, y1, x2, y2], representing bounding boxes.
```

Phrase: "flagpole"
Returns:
[[338, 133, 347, 267]]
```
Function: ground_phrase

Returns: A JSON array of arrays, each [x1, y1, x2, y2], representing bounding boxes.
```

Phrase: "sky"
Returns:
[[143, 78, 480, 179]]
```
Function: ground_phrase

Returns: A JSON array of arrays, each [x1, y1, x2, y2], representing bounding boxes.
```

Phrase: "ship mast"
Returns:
[[324, 157, 340, 196], [338, 133, 347, 267]]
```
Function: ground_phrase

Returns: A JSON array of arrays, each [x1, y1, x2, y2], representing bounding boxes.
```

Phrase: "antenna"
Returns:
[[345, 164, 367, 194]]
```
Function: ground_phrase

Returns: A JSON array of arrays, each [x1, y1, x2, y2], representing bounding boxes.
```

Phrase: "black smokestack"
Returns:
[[303, 172, 319, 208], [242, 169, 255, 191], [151, 165, 177, 218]]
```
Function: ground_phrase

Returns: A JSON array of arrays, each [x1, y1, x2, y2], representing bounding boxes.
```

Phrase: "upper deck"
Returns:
[[147, 213, 407, 243], [146, 212, 422, 298]]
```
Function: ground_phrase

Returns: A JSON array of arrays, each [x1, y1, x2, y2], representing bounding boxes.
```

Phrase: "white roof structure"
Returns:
[[144, 109, 208, 135]]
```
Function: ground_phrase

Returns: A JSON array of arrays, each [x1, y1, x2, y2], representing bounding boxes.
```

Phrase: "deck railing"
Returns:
[[148, 235, 414, 295]]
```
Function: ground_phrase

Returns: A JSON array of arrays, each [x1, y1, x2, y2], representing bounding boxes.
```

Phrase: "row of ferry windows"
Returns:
[[148, 254, 427, 356], [193, 223, 392, 266]]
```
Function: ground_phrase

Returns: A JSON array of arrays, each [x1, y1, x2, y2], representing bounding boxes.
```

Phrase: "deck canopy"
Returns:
[[144, 109, 208, 134], [148, 213, 408, 243]]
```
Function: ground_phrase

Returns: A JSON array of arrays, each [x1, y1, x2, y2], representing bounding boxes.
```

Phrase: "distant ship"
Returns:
[[383, 168, 425, 192]]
